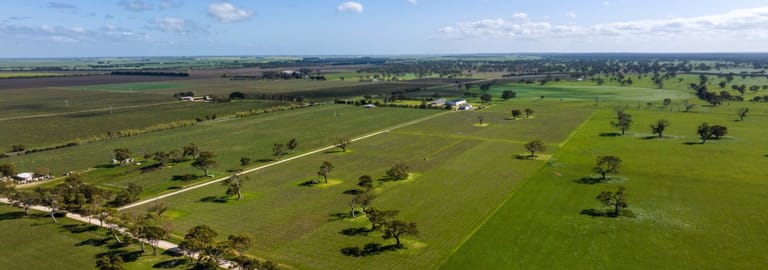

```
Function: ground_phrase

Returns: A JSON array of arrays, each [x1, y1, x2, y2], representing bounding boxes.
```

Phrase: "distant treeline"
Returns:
[[111, 71, 190, 77]]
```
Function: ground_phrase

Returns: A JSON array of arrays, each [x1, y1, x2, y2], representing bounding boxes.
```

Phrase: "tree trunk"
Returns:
[[204, 168, 209, 176], [621, 128, 625, 135], [324, 175, 328, 183], [237, 190, 242, 200], [113, 232, 121, 243], [530, 151, 535, 158], [50, 211, 58, 223], [601, 172, 606, 180], [658, 132, 663, 138], [152, 244, 158, 256], [140, 241, 145, 252], [23, 206, 29, 215], [613, 202, 620, 216], [350, 199, 356, 218], [394, 234, 401, 247]]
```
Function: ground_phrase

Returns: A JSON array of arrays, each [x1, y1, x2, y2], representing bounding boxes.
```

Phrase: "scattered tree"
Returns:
[[192, 151, 218, 177], [593, 156, 622, 180], [287, 138, 298, 153], [683, 100, 695, 112], [737, 107, 749, 121], [511, 109, 522, 119], [596, 186, 628, 217], [0, 163, 16, 178], [480, 93, 492, 103], [663, 98, 672, 108], [524, 139, 546, 158], [650, 119, 671, 138], [178, 225, 218, 264], [386, 162, 410, 180], [358, 175, 374, 192], [335, 136, 351, 152], [182, 143, 200, 159], [223, 174, 245, 200], [11, 191, 39, 215], [272, 144, 288, 160], [317, 161, 334, 183], [524, 108, 534, 118], [365, 208, 399, 231], [477, 115, 485, 126], [611, 112, 633, 135], [710, 125, 728, 139], [697, 123, 714, 144], [382, 220, 419, 247], [240, 157, 251, 166], [11, 144, 26, 152], [501, 90, 517, 100], [113, 148, 132, 164], [228, 234, 254, 256], [96, 255, 125, 270]]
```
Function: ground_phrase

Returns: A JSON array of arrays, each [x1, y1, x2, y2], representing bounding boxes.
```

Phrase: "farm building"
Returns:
[[14, 172, 33, 182], [179, 96, 212, 102], [430, 98, 447, 107], [446, 99, 468, 107], [363, 104, 377, 108]]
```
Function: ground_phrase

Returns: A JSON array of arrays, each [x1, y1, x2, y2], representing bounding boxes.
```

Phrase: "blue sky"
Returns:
[[2, 0, 768, 57]]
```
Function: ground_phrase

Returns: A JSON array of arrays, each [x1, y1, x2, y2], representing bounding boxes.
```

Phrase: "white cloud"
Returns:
[[439, 6, 768, 41], [151, 18, 205, 34], [337, 1, 364, 13], [566, 12, 576, 19], [511, 12, 528, 20], [407, 0, 417, 5], [208, 2, 254, 23], [119, 0, 154, 12]]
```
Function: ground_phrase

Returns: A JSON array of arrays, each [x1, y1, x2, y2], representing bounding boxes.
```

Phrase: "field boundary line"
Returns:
[[0, 101, 179, 121], [437, 109, 598, 268], [118, 110, 452, 211]]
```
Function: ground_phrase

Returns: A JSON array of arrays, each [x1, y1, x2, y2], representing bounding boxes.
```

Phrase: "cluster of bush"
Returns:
[[234, 103, 321, 118]]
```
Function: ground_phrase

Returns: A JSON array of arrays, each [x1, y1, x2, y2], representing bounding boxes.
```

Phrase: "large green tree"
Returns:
[[524, 139, 546, 158], [192, 151, 218, 177], [317, 161, 334, 183], [223, 174, 246, 200], [382, 220, 419, 247], [650, 119, 671, 138], [593, 156, 622, 180], [596, 186, 628, 217]]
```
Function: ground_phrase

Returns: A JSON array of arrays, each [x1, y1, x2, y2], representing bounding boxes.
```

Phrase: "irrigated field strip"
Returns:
[[118, 111, 452, 211]]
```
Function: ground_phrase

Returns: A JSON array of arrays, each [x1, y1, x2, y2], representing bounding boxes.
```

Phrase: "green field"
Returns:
[[1, 100, 285, 148], [12, 105, 440, 198], [127, 101, 595, 269], [0, 72, 66, 78], [0, 205, 185, 270], [443, 103, 768, 269]]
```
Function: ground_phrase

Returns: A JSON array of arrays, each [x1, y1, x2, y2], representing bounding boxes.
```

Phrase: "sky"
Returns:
[[3, 0, 768, 57]]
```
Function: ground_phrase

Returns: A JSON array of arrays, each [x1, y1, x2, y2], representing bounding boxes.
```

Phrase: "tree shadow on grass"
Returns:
[[328, 212, 352, 222], [340, 227, 371, 237], [61, 224, 99, 233], [683, 141, 703, 145], [96, 250, 143, 263], [199, 196, 228, 203], [343, 189, 363, 195], [599, 132, 622, 137], [95, 164, 117, 169], [172, 174, 200, 181], [255, 159, 273, 163], [0, 211, 25, 221], [153, 258, 189, 269], [574, 177, 610, 185], [167, 186, 183, 190], [76, 237, 111, 247], [513, 154, 536, 160], [340, 243, 399, 257], [641, 136, 661, 140], [580, 208, 636, 218]]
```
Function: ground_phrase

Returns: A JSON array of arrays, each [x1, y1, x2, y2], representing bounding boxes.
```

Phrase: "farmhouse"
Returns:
[[12, 172, 50, 184], [446, 99, 468, 107]]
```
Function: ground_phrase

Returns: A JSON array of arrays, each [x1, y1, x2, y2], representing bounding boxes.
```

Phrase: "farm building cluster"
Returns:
[[2, 172, 52, 184]]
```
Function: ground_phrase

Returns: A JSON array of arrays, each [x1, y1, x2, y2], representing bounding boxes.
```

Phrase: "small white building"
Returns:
[[446, 99, 468, 107], [14, 172, 34, 182], [363, 104, 377, 108]]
